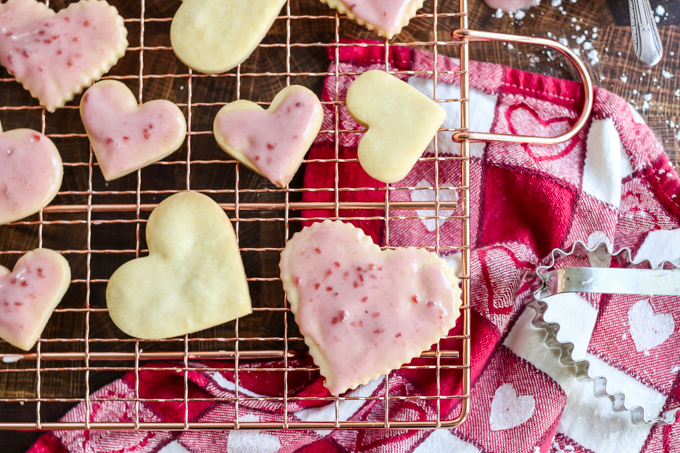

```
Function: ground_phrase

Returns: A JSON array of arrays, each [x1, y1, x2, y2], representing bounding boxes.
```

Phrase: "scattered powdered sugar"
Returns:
[[492, 0, 602, 67], [654, 5, 668, 23], [586, 49, 599, 65], [2, 355, 22, 364], [489, 0, 677, 149]]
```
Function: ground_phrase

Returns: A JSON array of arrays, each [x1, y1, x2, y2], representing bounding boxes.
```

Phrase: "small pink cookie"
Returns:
[[0, 123, 63, 225], [280, 220, 461, 396], [0, 249, 71, 351], [318, 0, 426, 39], [0, 0, 128, 112], [81, 80, 187, 181], [483, 0, 540, 12], [213, 86, 323, 188]]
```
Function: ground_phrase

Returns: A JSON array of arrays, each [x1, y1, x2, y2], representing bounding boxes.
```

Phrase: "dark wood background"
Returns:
[[1, 0, 678, 450]]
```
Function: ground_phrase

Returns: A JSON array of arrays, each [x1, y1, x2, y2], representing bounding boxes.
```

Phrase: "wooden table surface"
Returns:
[[468, 0, 680, 166], [1, 0, 678, 450]]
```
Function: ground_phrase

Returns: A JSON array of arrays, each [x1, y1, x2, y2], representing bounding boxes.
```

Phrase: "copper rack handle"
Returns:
[[451, 29, 594, 145]]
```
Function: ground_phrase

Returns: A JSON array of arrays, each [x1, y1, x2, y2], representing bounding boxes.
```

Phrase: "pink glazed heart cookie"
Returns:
[[0, 0, 128, 112], [0, 123, 63, 225], [0, 249, 71, 351], [280, 220, 461, 396], [81, 80, 187, 181], [213, 86, 323, 188], [318, 0, 426, 39]]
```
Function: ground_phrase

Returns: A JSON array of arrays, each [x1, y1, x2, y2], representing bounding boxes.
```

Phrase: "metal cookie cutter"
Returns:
[[526, 241, 679, 425]]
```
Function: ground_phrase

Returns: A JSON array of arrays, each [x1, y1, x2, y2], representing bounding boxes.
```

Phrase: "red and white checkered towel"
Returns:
[[30, 41, 680, 453]]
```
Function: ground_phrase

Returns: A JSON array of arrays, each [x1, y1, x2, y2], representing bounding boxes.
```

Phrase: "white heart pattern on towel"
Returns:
[[489, 383, 535, 431], [410, 179, 458, 232], [628, 299, 674, 352]]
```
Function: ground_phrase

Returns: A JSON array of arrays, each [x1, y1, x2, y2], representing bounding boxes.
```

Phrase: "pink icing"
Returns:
[[216, 89, 321, 187], [0, 0, 125, 110], [483, 0, 540, 12], [0, 250, 67, 348], [283, 222, 458, 396], [0, 130, 61, 224], [341, 0, 412, 32], [81, 81, 186, 180]]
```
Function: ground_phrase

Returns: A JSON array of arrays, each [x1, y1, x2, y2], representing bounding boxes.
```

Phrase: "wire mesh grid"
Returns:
[[0, 0, 471, 430]]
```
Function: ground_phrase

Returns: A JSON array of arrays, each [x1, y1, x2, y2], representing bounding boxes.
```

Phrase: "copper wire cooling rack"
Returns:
[[0, 0, 592, 431]]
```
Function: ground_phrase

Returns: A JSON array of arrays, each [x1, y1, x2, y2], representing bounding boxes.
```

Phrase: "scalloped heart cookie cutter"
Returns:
[[525, 240, 679, 426]]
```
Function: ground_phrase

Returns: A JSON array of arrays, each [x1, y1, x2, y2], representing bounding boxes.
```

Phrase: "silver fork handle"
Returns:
[[629, 0, 663, 66], [538, 267, 680, 299]]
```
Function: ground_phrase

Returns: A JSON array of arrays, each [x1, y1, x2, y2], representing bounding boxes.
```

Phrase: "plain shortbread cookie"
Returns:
[[107, 192, 252, 339], [171, 0, 286, 74], [346, 70, 446, 183]]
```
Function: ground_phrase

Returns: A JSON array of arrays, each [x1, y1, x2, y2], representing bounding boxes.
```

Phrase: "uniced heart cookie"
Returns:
[[347, 70, 446, 183], [280, 220, 461, 396], [0, 249, 71, 351], [171, 0, 286, 74], [213, 86, 323, 188], [107, 192, 252, 340], [81, 80, 187, 181], [0, 123, 63, 225], [0, 0, 128, 112], [318, 0, 426, 39]]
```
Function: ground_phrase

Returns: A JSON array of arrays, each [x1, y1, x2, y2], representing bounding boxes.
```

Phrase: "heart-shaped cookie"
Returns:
[[280, 220, 461, 396], [213, 86, 323, 188], [319, 0, 426, 39], [0, 123, 63, 225], [0, 249, 71, 351], [0, 0, 128, 112], [346, 71, 446, 184], [170, 0, 286, 74], [483, 0, 540, 13], [81, 80, 187, 181], [107, 192, 252, 340]]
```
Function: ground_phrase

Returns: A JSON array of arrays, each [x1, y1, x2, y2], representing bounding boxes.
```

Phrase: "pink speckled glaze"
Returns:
[[0, 0, 126, 111], [483, 0, 540, 12], [341, 0, 412, 32], [0, 249, 69, 350], [81, 81, 186, 180], [0, 129, 62, 225], [216, 89, 321, 187], [281, 221, 459, 396]]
